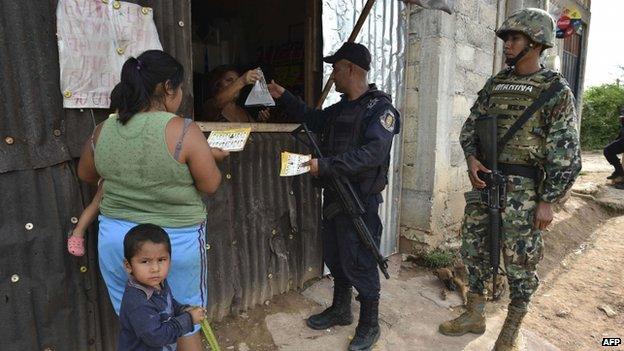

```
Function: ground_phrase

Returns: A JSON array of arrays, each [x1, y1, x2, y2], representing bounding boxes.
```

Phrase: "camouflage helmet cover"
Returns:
[[496, 8, 556, 48]]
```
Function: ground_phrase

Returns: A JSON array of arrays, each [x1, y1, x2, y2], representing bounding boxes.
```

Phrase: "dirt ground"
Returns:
[[207, 152, 624, 351], [525, 152, 624, 351]]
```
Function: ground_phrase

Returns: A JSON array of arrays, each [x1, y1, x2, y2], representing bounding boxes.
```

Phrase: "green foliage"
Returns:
[[581, 83, 624, 150], [414, 249, 456, 269]]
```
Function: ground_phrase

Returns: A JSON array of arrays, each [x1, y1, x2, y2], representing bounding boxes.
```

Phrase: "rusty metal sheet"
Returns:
[[204, 132, 323, 320], [0, 162, 107, 350], [0, 0, 71, 173]]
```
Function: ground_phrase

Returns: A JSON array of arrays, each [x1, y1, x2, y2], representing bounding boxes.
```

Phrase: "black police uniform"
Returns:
[[277, 84, 400, 300], [603, 115, 624, 177]]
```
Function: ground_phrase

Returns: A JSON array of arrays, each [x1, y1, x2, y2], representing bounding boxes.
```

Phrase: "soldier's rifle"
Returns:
[[476, 115, 507, 299]]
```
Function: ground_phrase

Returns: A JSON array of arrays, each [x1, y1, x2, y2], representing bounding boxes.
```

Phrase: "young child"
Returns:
[[67, 181, 104, 256], [118, 223, 206, 351]]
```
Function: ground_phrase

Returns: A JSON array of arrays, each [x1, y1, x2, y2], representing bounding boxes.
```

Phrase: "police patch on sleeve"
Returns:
[[379, 110, 396, 132]]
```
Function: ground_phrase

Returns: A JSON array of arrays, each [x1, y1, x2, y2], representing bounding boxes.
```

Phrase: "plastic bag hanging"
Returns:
[[244, 68, 275, 107]]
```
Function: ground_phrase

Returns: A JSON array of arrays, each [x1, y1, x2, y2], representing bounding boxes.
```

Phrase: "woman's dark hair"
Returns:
[[110, 50, 184, 124], [207, 64, 240, 98], [123, 223, 172, 261]]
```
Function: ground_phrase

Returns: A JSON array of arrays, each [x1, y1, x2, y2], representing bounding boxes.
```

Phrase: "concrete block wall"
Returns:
[[400, 0, 500, 252]]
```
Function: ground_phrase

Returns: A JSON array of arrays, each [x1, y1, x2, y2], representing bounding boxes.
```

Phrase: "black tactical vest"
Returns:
[[320, 87, 397, 195]]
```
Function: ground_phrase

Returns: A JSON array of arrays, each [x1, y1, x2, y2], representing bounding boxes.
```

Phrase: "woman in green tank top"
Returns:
[[78, 50, 227, 351]]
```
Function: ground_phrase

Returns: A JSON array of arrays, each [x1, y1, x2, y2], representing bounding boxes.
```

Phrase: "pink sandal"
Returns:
[[67, 234, 85, 257]]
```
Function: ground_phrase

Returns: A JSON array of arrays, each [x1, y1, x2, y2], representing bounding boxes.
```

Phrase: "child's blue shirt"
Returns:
[[118, 277, 193, 351]]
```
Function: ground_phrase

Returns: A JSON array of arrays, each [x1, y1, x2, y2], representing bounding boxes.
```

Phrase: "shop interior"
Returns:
[[191, 0, 321, 123]]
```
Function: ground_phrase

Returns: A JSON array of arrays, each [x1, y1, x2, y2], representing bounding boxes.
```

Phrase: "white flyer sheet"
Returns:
[[56, 0, 163, 108], [207, 128, 251, 152], [280, 152, 311, 177]]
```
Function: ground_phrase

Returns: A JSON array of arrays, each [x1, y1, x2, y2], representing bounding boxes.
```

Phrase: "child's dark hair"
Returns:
[[123, 223, 171, 261], [110, 50, 184, 125]]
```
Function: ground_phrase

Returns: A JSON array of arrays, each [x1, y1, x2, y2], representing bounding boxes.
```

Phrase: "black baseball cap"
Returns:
[[323, 42, 371, 71]]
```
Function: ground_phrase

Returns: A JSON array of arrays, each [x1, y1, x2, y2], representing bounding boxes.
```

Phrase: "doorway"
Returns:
[[190, 0, 321, 122]]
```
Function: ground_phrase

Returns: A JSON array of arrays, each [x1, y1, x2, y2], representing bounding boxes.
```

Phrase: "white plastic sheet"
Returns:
[[56, 0, 163, 108]]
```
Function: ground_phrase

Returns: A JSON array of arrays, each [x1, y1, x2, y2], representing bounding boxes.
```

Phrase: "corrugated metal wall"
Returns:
[[0, 1, 322, 350], [0, 162, 105, 351], [322, 0, 407, 256], [1, 1, 106, 349], [205, 133, 322, 320]]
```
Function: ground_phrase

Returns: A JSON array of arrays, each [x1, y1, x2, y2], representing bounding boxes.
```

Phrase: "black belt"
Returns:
[[499, 163, 539, 180]]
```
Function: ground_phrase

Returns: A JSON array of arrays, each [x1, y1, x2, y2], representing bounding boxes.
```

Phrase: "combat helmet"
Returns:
[[496, 8, 556, 48]]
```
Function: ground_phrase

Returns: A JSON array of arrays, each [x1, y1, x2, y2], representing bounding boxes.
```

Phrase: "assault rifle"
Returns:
[[291, 123, 390, 279], [476, 115, 507, 299]]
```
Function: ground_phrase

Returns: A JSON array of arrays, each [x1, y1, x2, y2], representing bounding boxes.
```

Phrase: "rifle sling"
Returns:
[[497, 80, 565, 151]]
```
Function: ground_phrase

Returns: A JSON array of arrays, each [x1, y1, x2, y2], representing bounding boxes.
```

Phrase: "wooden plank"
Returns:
[[304, 0, 322, 106], [196, 122, 301, 133], [316, 0, 378, 108]]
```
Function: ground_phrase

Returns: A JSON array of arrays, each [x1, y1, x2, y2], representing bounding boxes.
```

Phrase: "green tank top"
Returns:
[[95, 111, 206, 227]]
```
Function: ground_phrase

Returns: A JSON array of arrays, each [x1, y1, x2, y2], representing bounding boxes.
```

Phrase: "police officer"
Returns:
[[268, 42, 400, 351], [603, 106, 624, 181], [438, 8, 581, 351]]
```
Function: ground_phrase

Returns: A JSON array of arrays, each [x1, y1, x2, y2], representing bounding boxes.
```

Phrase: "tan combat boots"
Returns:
[[438, 292, 487, 336], [494, 302, 528, 351]]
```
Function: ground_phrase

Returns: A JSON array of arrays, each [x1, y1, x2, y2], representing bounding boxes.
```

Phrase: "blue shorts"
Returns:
[[98, 215, 208, 334]]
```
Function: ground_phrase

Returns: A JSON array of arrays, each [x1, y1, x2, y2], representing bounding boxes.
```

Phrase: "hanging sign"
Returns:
[[56, 0, 163, 109], [557, 15, 571, 30], [556, 8, 583, 39]]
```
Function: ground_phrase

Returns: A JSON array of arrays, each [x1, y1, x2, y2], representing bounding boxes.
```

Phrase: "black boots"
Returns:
[[607, 166, 624, 179], [348, 298, 380, 351], [306, 284, 353, 330], [306, 286, 380, 351]]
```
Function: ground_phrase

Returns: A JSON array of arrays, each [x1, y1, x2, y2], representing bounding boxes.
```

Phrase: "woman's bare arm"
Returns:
[[77, 124, 104, 185], [181, 123, 223, 194], [212, 69, 261, 109]]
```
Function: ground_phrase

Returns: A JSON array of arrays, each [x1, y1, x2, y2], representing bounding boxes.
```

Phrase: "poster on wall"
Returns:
[[56, 0, 163, 109], [555, 7, 583, 39]]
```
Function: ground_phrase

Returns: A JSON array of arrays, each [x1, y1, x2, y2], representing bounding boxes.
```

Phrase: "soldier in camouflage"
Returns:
[[438, 8, 581, 351]]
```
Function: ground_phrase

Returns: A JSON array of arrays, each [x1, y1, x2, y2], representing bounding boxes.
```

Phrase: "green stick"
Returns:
[[201, 319, 221, 351]]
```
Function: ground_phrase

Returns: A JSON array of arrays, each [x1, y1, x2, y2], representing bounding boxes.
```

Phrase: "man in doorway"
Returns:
[[603, 106, 624, 181], [268, 42, 400, 351], [438, 8, 581, 351]]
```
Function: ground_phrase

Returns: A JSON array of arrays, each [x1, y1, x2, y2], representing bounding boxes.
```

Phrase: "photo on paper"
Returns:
[[280, 151, 311, 177], [207, 128, 251, 152]]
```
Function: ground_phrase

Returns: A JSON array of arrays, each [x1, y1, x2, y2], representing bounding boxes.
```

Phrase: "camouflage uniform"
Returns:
[[439, 8, 582, 350], [459, 57, 582, 303]]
